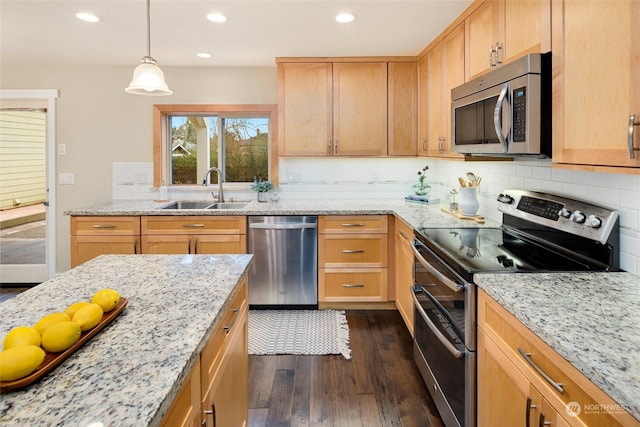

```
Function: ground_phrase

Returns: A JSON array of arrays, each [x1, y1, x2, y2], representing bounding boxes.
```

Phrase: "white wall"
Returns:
[[0, 65, 278, 272]]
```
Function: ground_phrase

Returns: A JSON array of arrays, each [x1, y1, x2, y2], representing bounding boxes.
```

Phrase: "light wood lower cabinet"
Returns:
[[160, 277, 248, 427], [393, 218, 414, 336], [141, 216, 247, 254], [318, 215, 389, 303], [70, 216, 140, 267], [478, 289, 639, 427]]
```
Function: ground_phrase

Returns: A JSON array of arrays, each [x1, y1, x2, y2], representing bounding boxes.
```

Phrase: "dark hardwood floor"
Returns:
[[248, 310, 444, 427]]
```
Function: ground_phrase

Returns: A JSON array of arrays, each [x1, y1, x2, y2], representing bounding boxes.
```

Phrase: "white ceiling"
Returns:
[[0, 0, 472, 68]]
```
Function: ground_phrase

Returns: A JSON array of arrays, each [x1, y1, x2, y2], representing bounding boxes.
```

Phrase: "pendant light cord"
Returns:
[[146, 0, 151, 58]]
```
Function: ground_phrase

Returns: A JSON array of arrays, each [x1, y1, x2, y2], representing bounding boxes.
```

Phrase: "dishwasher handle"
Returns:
[[249, 222, 317, 230]]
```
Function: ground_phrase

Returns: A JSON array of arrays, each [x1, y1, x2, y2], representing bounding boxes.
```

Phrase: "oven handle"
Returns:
[[412, 241, 464, 294], [411, 287, 466, 359]]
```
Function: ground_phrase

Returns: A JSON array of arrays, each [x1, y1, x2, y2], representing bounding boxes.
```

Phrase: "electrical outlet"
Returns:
[[58, 173, 75, 185], [58, 144, 66, 155]]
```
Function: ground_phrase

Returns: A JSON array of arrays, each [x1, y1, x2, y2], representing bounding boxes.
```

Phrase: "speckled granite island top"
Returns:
[[64, 198, 499, 230], [0, 254, 253, 427], [475, 272, 640, 422]]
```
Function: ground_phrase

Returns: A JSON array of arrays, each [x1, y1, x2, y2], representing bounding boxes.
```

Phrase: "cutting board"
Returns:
[[441, 207, 485, 224]]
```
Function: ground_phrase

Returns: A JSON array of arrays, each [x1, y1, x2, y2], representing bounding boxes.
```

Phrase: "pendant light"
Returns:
[[125, 0, 172, 96]]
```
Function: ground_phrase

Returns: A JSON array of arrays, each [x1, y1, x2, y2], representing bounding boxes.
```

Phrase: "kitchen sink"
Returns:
[[158, 201, 247, 210]]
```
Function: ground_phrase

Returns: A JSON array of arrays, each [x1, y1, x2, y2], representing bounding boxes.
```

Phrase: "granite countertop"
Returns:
[[0, 254, 253, 427], [475, 272, 640, 422], [64, 198, 499, 230]]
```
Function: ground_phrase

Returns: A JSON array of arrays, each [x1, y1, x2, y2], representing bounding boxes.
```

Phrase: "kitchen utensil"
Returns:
[[458, 177, 467, 187]]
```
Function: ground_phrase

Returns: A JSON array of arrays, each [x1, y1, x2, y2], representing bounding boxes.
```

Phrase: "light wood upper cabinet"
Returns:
[[552, 0, 640, 171], [465, 0, 551, 80], [278, 62, 332, 156], [417, 54, 429, 156], [388, 62, 418, 156], [333, 62, 388, 156], [426, 24, 465, 158]]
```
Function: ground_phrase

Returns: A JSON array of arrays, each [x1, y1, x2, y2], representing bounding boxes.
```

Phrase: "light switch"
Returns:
[[59, 173, 75, 185]]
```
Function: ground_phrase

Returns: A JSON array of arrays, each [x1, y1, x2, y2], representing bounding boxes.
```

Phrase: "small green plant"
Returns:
[[250, 178, 275, 192]]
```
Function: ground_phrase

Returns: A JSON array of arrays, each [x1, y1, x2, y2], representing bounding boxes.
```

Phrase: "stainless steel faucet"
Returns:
[[202, 167, 225, 202]]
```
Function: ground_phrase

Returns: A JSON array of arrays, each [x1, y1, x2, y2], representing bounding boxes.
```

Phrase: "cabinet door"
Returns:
[[394, 221, 414, 336], [278, 62, 333, 156], [466, 0, 501, 80], [388, 62, 417, 156], [503, 0, 551, 64], [478, 329, 538, 426], [333, 62, 388, 156], [160, 359, 201, 427], [142, 235, 191, 254], [194, 235, 246, 254], [71, 236, 139, 267], [417, 54, 429, 156], [552, 0, 640, 169]]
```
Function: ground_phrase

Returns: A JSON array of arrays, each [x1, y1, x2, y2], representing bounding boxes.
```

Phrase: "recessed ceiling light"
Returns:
[[207, 13, 227, 23], [197, 52, 213, 59], [76, 12, 100, 23], [336, 13, 356, 23]]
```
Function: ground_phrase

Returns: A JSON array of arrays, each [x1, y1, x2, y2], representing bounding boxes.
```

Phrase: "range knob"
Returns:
[[559, 208, 572, 218], [570, 210, 586, 224], [497, 194, 514, 204], [585, 214, 603, 229]]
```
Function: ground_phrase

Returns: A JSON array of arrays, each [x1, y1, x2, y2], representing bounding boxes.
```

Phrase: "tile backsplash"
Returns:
[[113, 158, 640, 275]]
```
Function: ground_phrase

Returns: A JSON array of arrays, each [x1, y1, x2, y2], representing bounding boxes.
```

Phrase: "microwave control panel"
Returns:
[[512, 87, 527, 142]]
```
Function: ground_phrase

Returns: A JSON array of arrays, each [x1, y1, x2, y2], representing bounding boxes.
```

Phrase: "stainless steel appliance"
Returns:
[[248, 216, 318, 308], [412, 189, 620, 427], [451, 53, 551, 157]]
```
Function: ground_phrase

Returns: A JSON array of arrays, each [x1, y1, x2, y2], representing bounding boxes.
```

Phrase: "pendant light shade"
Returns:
[[125, 0, 172, 96]]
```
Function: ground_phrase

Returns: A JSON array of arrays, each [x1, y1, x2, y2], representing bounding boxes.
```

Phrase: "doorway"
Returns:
[[0, 90, 58, 284]]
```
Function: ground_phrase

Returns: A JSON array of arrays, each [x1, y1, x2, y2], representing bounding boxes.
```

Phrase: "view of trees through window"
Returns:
[[169, 115, 269, 185]]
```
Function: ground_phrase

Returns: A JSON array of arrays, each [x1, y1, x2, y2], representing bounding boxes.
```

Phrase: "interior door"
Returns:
[[0, 90, 58, 284]]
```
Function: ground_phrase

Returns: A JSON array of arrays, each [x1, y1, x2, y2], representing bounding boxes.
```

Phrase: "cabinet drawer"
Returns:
[[319, 234, 388, 267], [71, 216, 140, 236], [478, 291, 637, 427], [320, 268, 387, 302], [142, 216, 246, 235], [319, 215, 388, 234], [201, 278, 247, 395]]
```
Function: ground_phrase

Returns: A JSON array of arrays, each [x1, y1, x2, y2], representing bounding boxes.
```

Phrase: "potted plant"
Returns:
[[250, 178, 275, 202]]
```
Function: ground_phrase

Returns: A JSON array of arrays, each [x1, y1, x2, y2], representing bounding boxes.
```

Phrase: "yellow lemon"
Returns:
[[33, 312, 71, 336], [41, 321, 81, 353], [72, 303, 103, 331], [3, 326, 41, 350], [64, 301, 91, 318], [91, 289, 120, 312], [0, 345, 46, 381]]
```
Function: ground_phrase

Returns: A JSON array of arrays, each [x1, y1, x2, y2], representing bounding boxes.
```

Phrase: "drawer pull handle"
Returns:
[[182, 223, 205, 228], [399, 231, 409, 240], [92, 224, 116, 229], [539, 413, 551, 426], [342, 283, 365, 288], [341, 249, 364, 254], [224, 308, 240, 333], [518, 347, 564, 394], [341, 223, 365, 227], [526, 397, 537, 427]]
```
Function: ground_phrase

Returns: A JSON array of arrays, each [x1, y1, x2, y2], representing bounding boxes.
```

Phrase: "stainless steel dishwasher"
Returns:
[[247, 216, 318, 308]]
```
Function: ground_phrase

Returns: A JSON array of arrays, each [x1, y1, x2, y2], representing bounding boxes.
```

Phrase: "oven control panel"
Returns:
[[497, 189, 619, 244]]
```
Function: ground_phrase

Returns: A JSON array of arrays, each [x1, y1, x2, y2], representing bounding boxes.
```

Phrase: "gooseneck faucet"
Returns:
[[202, 167, 225, 202]]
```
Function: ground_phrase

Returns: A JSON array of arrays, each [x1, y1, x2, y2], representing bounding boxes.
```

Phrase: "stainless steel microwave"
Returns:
[[451, 53, 551, 157]]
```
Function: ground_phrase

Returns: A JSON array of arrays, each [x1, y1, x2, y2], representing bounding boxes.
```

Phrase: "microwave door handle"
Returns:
[[494, 84, 510, 151], [411, 287, 465, 359], [412, 242, 463, 294]]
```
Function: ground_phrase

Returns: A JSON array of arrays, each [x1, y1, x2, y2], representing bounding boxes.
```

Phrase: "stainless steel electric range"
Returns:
[[411, 189, 620, 427]]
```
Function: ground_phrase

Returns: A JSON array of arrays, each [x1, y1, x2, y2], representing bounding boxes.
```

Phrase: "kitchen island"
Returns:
[[0, 254, 252, 426]]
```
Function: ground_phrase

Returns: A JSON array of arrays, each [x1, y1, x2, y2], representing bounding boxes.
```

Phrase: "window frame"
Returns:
[[153, 104, 278, 188]]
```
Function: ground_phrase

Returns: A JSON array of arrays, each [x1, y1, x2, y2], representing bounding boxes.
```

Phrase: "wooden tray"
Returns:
[[0, 297, 128, 392], [441, 207, 485, 224]]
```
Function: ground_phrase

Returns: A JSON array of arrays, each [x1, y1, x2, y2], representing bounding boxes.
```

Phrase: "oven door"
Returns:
[[412, 239, 476, 427]]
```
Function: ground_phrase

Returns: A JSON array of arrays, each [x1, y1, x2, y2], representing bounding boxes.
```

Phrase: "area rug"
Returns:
[[248, 310, 351, 359]]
